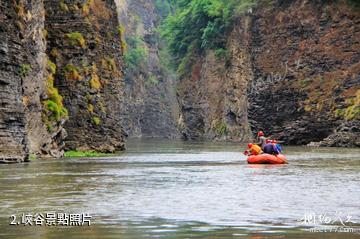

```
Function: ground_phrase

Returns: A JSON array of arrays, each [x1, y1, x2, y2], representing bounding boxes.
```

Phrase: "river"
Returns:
[[1, 139, 360, 238]]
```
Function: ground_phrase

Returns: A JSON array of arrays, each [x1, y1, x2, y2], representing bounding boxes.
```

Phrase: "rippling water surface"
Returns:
[[1, 139, 360, 238]]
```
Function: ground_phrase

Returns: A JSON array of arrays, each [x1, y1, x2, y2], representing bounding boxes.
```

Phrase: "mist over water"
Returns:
[[1, 139, 360, 238]]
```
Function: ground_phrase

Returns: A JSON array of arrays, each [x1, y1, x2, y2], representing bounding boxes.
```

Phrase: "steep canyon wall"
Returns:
[[116, 0, 180, 138], [0, 0, 126, 163], [45, 0, 126, 152], [178, 0, 360, 146], [0, 0, 57, 162]]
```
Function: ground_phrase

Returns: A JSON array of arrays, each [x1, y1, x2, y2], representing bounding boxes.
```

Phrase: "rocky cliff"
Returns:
[[116, 0, 180, 138], [177, 0, 359, 146], [0, 0, 67, 163], [0, 0, 30, 162], [177, 17, 253, 141], [0, 0, 126, 163], [248, 0, 359, 146], [45, 0, 126, 152]]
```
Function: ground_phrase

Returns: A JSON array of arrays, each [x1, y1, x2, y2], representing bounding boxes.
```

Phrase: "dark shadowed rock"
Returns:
[[319, 121, 360, 147]]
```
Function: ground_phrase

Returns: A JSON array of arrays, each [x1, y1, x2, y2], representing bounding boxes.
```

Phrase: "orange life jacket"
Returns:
[[250, 144, 262, 155]]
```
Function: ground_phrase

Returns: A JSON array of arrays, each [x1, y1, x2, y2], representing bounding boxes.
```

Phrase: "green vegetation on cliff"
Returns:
[[335, 90, 360, 121], [161, 0, 257, 73], [118, 25, 127, 52], [19, 64, 31, 77], [124, 36, 148, 71], [64, 64, 82, 80], [43, 60, 68, 130], [45, 72, 68, 120], [65, 32, 86, 48]]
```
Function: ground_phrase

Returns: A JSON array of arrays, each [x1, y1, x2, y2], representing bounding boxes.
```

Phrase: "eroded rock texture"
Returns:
[[0, 1, 29, 162], [178, 16, 253, 141], [44, 0, 126, 152], [0, 0, 65, 162], [1, 0, 127, 162], [178, 0, 359, 146], [248, 0, 360, 145]]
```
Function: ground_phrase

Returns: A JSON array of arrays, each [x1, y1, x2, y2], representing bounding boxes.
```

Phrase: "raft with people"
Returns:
[[247, 153, 287, 164], [244, 131, 288, 164]]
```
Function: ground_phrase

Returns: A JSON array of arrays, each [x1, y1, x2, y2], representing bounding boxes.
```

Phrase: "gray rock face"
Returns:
[[0, 0, 53, 162], [177, 0, 360, 146], [44, 0, 126, 152], [1, 0, 127, 162], [178, 17, 253, 141], [0, 1, 28, 162], [319, 121, 360, 147], [248, 0, 359, 145], [117, 0, 180, 139]]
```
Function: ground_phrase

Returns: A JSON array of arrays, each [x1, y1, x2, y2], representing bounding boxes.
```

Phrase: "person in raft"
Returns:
[[272, 140, 282, 154], [263, 139, 280, 155], [255, 131, 267, 149], [244, 143, 263, 156]]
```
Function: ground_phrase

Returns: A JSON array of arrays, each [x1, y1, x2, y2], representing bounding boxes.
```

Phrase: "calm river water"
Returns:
[[1, 139, 360, 238]]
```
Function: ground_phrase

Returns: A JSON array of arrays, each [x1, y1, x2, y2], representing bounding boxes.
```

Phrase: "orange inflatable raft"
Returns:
[[247, 154, 287, 164]]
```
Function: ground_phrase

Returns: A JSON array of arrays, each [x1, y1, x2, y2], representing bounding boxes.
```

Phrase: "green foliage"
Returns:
[[19, 64, 31, 77], [45, 100, 67, 121], [118, 25, 127, 51], [155, 0, 176, 18], [334, 90, 360, 121], [214, 48, 229, 61], [45, 75, 68, 122], [89, 75, 101, 90], [148, 75, 159, 85], [46, 123, 53, 132], [64, 150, 114, 158], [159, 45, 174, 73], [124, 36, 148, 71], [60, 1, 69, 12], [64, 64, 78, 72], [47, 60, 57, 74], [161, 0, 257, 72], [64, 64, 82, 80], [29, 154, 37, 161], [344, 91, 360, 120], [65, 32, 86, 48], [215, 121, 228, 135], [88, 103, 94, 113], [92, 116, 101, 126]]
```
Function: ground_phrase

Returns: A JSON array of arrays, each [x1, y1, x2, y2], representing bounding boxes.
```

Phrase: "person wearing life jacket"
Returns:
[[272, 140, 288, 163], [256, 131, 267, 149], [272, 140, 282, 154], [263, 139, 279, 155], [244, 143, 262, 156]]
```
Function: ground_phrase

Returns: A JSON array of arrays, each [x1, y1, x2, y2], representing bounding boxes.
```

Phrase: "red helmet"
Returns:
[[248, 143, 253, 148], [266, 139, 271, 143], [257, 131, 264, 136]]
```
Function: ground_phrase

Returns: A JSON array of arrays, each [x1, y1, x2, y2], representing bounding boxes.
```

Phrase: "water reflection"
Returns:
[[0, 139, 359, 238]]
